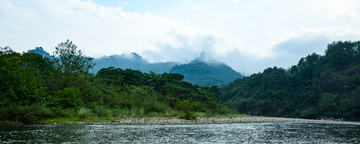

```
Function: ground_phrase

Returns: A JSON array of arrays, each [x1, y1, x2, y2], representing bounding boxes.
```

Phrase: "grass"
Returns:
[[1, 105, 252, 124], [38, 112, 253, 124], [0, 120, 16, 124]]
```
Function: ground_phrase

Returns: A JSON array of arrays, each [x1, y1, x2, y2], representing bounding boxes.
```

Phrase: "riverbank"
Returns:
[[39, 116, 358, 125]]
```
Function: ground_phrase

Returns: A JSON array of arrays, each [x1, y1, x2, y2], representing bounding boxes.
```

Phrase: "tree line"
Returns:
[[2, 40, 359, 123], [221, 41, 360, 121], [0, 40, 235, 123]]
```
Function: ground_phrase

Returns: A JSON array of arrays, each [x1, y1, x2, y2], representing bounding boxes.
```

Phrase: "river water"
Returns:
[[1, 122, 360, 143]]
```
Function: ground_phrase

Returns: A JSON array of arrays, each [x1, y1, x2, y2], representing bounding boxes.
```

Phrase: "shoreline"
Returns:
[[37, 117, 359, 125]]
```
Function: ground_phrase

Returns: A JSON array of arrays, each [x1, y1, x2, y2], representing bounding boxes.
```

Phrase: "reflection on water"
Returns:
[[1, 122, 360, 143]]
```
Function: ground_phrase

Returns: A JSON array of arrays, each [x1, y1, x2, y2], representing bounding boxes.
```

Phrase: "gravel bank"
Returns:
[[104, 117, 353, 125]]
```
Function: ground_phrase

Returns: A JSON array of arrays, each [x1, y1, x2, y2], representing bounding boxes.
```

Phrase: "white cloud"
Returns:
[[1, 0, 360, 74], [0, 0, 196, 57], [302, 0, 360, 20]]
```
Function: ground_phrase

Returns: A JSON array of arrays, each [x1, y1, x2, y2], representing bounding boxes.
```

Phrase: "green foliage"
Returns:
[[221, 40, 360, 120], [49, 87, 83, 109], [77, 107, 94, 119], [54, 39, 94, 76], [93, 106, 112, 117], [145, 101, 168, 114], [0, 40, 232, 123], [176, 100, 197, 120], [0, 104, 54, 124], [325, 41, 359, 69]]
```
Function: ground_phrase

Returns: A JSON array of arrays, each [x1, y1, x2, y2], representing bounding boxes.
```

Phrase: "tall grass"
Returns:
[[77, 107, 94, 119]]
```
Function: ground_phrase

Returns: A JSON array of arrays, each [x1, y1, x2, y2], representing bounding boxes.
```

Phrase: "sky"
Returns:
[[1, 0, 360, 75]]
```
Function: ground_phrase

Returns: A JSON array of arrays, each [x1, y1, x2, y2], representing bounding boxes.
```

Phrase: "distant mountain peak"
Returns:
[[171, 53, 243, 86], [191, 52, 220, 65], [29, 46, 52, 59], [130, 52, 142, 59], [105, 52, 145, 61], [92, 52, 178, 74]]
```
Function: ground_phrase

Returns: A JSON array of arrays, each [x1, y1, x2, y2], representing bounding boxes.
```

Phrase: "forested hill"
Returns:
[[91, 53, 178, 74], [170, 55, 244, 86], [30, 48, 244, 87], [0, 40, 236, 124], [221, 41, 360, 121], [28, 48, 178, 74]]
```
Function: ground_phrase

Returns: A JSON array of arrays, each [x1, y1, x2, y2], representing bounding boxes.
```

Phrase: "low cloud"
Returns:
[[273, 35, 330, 56], [1, 0, 359, 75], [143, 31, 218, 63], [219, 35, 332, 75]]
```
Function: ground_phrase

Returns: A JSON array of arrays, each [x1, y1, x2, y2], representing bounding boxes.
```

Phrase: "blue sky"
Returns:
[[1, 0, 360, 74]]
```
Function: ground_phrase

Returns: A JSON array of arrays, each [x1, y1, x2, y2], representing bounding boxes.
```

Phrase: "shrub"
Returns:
[[145, 101, 168, 114], [51, 87, 83, 109], [55, 108, 76, 117], [178, 111, 197, 120], [77, 107, 93, 119], [6, 104, 55, 124], [176, 100, 197, 120], [93, 106, 112, 117]]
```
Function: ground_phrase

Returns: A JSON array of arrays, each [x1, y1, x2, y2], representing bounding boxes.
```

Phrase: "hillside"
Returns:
[[221, 41, 360, 121], [29, 48, 244, 86], [0, 40, 236, 124], [170, 54, 243, 86]]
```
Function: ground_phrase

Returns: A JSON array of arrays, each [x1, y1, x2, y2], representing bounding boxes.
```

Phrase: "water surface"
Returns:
[[1, 122, 359, 143]]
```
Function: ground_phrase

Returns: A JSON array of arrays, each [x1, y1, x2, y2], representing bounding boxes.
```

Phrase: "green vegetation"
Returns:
[[0, 40, 234, 124], [2, 40, 359, 123], [221, 41, 360, 121]]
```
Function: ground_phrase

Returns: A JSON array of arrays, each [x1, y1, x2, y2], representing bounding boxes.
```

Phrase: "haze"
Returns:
[[1, 0, 360, 74]]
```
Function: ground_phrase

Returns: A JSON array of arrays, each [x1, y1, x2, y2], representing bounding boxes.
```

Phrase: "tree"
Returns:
[[325, 41, 356, 69], [54, 39, 94, 76], [51, 40, 94, 90], [49, 40, 96, 104]]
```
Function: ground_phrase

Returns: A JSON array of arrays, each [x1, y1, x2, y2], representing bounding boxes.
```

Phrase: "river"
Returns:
[[1, 122, 360, 143]]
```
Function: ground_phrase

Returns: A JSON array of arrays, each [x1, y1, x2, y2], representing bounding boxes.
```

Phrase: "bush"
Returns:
[[50, 87, 83, 109], [0, 104, 55, 124], [218, 105, 238, 115], [176, 100, 197, 120], [93, 106, 112, 117], [54, 108, 76, 117], [178, 111, 197, 120], [0, 104, 22, 121], [77, 107, 94, 119], [145, 101, 168, 114]]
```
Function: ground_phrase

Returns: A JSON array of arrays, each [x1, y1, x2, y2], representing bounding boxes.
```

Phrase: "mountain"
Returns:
[[29, 47, 52, 59], [170, 53, 244, 86], [28, 48, 243, 86], [91, 53, 178, 74]]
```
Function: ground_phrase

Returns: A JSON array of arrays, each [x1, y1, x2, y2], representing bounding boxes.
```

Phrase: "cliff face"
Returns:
[[316, 66, 360, 93]]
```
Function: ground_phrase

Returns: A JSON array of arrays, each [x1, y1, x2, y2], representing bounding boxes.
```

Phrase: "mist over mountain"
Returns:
[[29, 48, 243, 86], [170, 53, 244, 86], [91, 53, 178, 74]]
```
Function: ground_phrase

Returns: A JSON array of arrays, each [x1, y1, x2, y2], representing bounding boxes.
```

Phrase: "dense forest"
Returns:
[[221, 41, 360, 121], [0, 40, 235, 124], [1, 40, 360, 123]]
